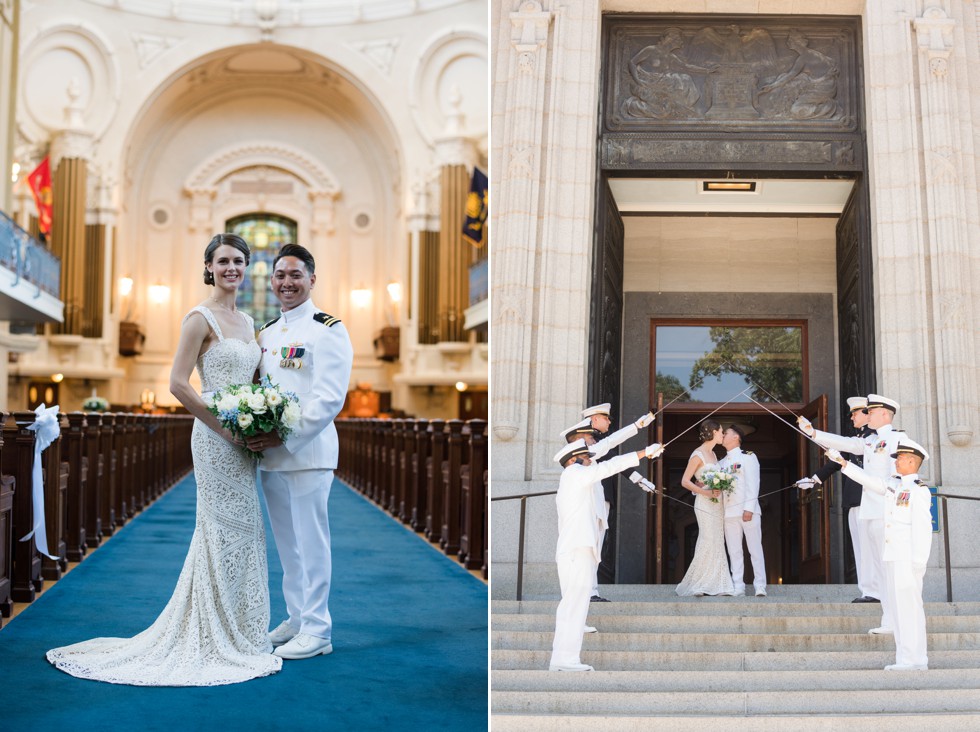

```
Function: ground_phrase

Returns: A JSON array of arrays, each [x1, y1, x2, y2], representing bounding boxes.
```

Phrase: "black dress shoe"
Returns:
[[590, 595, 610, 603], [852, 596, 881, 603]]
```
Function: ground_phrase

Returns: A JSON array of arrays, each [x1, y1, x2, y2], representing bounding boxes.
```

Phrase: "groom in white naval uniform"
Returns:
[[719, 425, 766, 597], [247, 243, 354, 660]]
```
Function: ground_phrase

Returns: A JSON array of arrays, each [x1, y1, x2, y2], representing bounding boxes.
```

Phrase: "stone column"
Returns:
[[435, 93, 479, 344], [50, 82, 94, 336], [491, 0, 554, 455], [912, 7, 978, 465], [308, 188, 340, 307], [863, 1, 936, 477]]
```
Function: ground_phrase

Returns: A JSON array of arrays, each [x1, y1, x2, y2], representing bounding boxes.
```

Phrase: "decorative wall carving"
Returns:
[[601, 16, 862, 172], [348, 37, 400, 76], [130, 32, 182, 69], [185, 141, 341, 193]]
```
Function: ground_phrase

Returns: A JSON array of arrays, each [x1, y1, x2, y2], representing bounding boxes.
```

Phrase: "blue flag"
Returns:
[[462, 166, 488, 246]]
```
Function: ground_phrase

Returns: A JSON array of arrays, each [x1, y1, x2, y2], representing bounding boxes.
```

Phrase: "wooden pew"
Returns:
[[459, 419, 487, 570], [441, 419, 464, 556], [41, 416, 69, 580], [84, 413, 104, 546], [100, 414, 121, 530], [63, 412, 87, 562], [410, 419, 429, 532], [425, 420, 446, 541], [388, 419, 403, 516], [0, 413, 14, 621], [378, 419, 393, 509], [4, 411, 41, 602]]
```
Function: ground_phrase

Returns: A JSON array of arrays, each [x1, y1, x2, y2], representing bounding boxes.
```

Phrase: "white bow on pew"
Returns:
[[20, 402, 60, 560]]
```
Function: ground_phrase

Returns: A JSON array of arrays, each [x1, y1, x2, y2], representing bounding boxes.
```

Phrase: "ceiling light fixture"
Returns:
[[702, 181, 757, 192]]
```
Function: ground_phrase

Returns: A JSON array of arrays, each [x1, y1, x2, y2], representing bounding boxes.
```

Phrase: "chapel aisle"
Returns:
[[0, 472, 488, 730], [491, 585, 980, 730]]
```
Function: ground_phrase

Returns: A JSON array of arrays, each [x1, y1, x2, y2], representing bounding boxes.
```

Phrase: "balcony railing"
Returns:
[[0, 210, 62, 298]]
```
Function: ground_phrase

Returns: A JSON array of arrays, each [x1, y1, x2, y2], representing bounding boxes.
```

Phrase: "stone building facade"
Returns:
[[491, 0, 980, 600]]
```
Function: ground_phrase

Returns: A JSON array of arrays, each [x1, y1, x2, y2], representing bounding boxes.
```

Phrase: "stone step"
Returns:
[[491, 713, 980, 732], [492, 600, 980, 616], [493, 630, 980, 653], [492, 648, 980, 672], [492, 688, 980, 716], [491, 613, 977, 634], [491, 667, 980, 692], [506, 584, 878, 603]]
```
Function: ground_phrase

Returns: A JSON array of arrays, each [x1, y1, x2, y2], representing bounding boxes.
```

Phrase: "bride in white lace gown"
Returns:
[[675, 419, 735, 597], [47, 234, 281, 685]]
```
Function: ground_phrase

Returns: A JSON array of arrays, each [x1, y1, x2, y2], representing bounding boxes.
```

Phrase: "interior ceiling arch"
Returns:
[[123, 43, 402, 187]]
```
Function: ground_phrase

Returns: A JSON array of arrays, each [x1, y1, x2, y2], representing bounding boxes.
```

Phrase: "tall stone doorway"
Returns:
[[588, 15, 875, 586]]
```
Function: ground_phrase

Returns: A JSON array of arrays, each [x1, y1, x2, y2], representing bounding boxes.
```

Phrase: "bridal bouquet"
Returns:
[[700, 468, 737, 504], [207, 377, 301, 458]]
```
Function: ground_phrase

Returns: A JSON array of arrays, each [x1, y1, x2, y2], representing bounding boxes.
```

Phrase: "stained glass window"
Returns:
[[226, 214, 298, 327]]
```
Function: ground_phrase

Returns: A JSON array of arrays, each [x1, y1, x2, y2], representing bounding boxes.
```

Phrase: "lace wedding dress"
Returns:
[[675, 447, 735, 597], [47, 307, 282, 685]]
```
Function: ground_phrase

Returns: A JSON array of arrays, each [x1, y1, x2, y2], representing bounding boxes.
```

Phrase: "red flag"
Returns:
[[26, 157, 53, 235]]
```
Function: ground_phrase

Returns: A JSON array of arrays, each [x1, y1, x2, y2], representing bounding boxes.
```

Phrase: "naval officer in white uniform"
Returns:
[[799, 394, 903, 634], [549, 438, 664, 671], [827, 439, 933, 670], [247, 244, 354, 660], [719, 424, 767, 596]]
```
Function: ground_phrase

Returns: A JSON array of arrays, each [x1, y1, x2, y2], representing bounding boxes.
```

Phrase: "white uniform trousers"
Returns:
[[724, 514, 766, 593], [884, 560, 928, 667], [591, 501, 610, 596], [848, 506, 870, 596], [861, 518, 893, 628], [261, 469, 334, 640], [550, 547, 597, 668]]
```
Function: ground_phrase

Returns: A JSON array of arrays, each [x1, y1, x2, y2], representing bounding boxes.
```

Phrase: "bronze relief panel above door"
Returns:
[[600, 15, 864, 172]]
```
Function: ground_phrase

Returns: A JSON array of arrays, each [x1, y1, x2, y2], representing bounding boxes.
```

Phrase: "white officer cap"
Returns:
[[560, 418, 594, 441], [866, 394, 899, 413], [891, 438, 929, 462], [581, 403, 611, 419], [554, 438, 594, 466], [846, 396, 868, 413]]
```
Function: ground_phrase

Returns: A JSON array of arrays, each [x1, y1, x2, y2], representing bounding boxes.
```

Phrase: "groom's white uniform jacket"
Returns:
[[257, 298, 353, 471], [719, 446, 761, 518]]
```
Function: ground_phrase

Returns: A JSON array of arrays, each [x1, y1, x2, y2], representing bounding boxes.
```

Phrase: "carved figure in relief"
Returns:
[[757, 31, 839, 120], [622, 28, 712, 119], [687, 25, 777, 119]]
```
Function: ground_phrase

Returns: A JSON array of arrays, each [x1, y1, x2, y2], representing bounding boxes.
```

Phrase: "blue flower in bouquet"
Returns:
[[207, 379, 301, 458]]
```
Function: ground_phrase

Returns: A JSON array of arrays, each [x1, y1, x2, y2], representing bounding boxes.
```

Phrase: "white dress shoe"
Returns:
[[583, 625, 598, 633], [868, 626, 894, 635], [885, 663, 928, 671], [274, 632, 333, 660], [549, 663, 594, 672], [755, 588, 767, 597], [268, 620, 298, 647]]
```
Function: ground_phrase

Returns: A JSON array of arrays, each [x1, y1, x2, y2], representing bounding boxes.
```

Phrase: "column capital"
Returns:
[[912, 7, 955, 77], [51, 128, 95, 169], [510, 1, 551, 52]]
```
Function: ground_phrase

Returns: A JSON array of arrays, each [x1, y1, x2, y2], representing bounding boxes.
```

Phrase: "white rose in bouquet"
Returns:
[[217, 393, 240, 412], [246, 391, 267, 414], [238, 412, 254, 429], [265, 389, 282, 408]]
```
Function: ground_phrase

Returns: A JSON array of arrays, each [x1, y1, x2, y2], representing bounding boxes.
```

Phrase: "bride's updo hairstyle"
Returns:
[[698, 419, 722, 443], [203, 233, 251, 285]]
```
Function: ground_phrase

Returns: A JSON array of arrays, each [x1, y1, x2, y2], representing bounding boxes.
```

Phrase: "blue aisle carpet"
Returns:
[[0, 474, 488, 731]]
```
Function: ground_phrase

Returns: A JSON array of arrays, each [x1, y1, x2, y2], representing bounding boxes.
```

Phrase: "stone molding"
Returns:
[[184, 141, 341, 193]]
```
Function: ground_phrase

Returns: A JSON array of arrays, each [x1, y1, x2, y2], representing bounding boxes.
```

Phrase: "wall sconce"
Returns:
[[386, 282, 402, 303], [51, 373, 64, 383], [351, 284, 372, 308], [140, 389, 156, 411], [11, 162, 20, 183], [148, 283, 171, 304], [455, 381, 468, 392], [118, 276, 134, 297]]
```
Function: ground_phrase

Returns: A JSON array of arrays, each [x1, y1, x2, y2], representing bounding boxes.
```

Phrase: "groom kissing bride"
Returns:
[[676, 421, 767, 598]]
